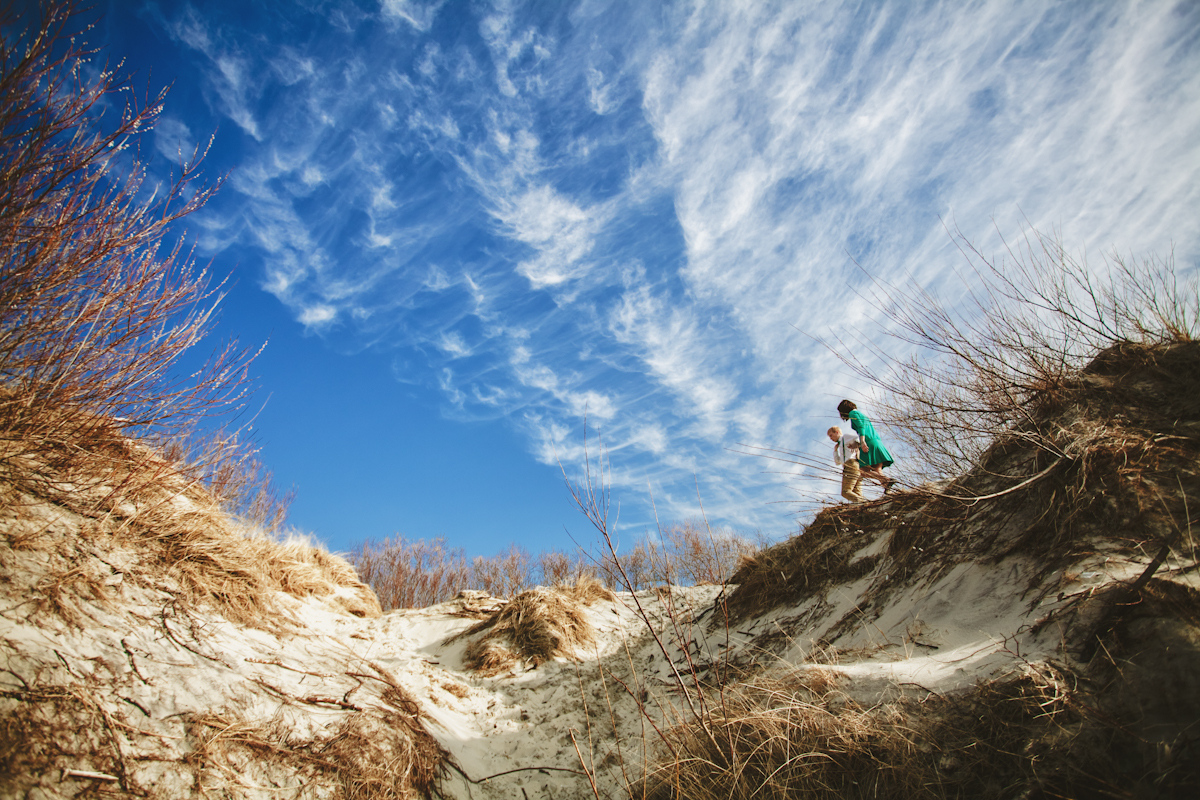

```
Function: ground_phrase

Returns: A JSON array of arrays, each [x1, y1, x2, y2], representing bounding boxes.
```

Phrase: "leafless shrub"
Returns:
[[561, 433, 738, 776], [470, 542, 534, 599], [0, 0, 297, 554], [349, 537, 474, 609], [159, 425, 294, 532], [538, 547, 595, 585], [845, 228, 1197, 484], [0, 0, 250, 445], [596, 519, 762, 591], [349, 536, 576, 609], [349, 526, 755, 611]]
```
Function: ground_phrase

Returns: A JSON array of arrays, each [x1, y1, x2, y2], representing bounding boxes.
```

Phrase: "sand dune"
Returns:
[[3, 342, 1199, 798]]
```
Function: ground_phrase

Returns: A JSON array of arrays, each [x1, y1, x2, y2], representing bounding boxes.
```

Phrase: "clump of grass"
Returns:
[[184, 696, 445, 799], [461, 576, 614, 675], [124, 503, 381, 627], [633, 665, 1127, 800], [1, 421, 380, 630], [721, 500, 908, 623]]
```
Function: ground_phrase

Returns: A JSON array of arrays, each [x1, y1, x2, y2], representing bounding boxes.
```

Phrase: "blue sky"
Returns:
[[75, 0, 1200, 557]]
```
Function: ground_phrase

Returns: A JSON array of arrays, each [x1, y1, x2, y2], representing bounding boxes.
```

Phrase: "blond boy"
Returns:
[[828, 426, 866, 503]]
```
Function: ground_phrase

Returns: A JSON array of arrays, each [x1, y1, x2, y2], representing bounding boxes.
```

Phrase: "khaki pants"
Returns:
[[841, 460, 866, 503]]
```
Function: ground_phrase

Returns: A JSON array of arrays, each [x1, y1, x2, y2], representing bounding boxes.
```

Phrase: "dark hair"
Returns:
[[837, 399, 857, 415]]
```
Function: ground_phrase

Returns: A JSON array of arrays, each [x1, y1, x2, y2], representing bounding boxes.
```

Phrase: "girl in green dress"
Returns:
[[837, 400, 895, 493]]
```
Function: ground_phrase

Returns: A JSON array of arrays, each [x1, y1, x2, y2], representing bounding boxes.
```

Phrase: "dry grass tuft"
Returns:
[[1, 416, 380, 630], [634, 666, 1118, 800], [461, 577, 614, 675], [184, 699, 445, 799], [566, 572, 617, 604], [117, 495, 380, 627], [722, 501, 901, 623]]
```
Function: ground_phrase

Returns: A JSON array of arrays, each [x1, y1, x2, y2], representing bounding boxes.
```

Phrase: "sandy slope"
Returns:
[[5, 478, 1195, 799]]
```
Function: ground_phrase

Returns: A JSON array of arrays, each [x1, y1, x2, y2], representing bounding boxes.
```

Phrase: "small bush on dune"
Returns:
[[0, 1, 374, 628], [848, 229, 1198, 486], [596, 520, 761, 592], [0, 0, 258, 502], [461, 576, 614, 675], [350, 536, 475, 610]]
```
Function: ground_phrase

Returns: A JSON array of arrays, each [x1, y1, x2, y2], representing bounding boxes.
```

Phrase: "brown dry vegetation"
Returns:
[[183, 684, 444, 799], [0, 0, 350, 629], [460, 576, 615, 675], [594, 520, 762, 592], [0, 6, 448, 794], [351, 519, 761, 610], [0, 0, 258, 503], [1, 410, 381, 630]]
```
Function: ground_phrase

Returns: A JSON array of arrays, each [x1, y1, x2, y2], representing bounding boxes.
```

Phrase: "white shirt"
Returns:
[[833, 433, 861, 466]]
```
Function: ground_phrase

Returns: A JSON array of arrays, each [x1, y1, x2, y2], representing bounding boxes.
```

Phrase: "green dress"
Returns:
[[848, 410, 894, 469]]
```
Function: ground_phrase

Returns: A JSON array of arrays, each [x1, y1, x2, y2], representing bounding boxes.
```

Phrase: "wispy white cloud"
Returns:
[[162, 7, 264, 139], [160, 0, 1200, 537], [298, 304, 338, 327], [586, 67, 616, 115], [496, 184, 604, 289], [381, 0, 443, 32], [152, 116, 196, 163]]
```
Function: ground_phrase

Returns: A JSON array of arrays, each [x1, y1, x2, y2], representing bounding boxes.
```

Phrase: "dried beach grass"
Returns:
[[184, 696, 445, 799], [1, 419, 380, 630], [462, 576, 614, 675], [633, 666, 1104, 800], [721, 498, 917, 623]]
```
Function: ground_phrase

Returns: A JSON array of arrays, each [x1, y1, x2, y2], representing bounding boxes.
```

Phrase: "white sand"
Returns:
[[2, 497, 1193, 798]]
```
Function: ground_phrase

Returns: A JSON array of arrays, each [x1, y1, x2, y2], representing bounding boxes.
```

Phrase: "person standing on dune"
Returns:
[[837, 399, 895, 493], [828, 425, 867, 503]]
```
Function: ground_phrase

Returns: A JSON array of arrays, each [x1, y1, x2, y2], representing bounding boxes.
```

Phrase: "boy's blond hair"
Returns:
[[828, 426, 842, 439]]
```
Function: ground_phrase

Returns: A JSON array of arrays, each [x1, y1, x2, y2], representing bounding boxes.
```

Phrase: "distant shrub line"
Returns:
[[348, 519, 762, 609]]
